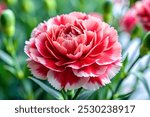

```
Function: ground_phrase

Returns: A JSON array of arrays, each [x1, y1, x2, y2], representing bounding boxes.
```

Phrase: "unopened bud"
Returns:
[[20, 0, 34, 13], [17, 70, 24, 79], [3, 25, 15, 37], [130, 0, 138, 7], [131, 25, 143, 39], [103, 13, 112, 23], [43, 0, 57, 11], [0, 9, 15, 37], [4, 0, 17, 6], [103, 0, 113, 14]]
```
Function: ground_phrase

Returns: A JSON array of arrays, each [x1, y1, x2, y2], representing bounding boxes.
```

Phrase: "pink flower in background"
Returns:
[[0, 2, 6, 15], [135, 0, 150, 31], [120, 8, 137, 32], [25, 12, 122, 90]]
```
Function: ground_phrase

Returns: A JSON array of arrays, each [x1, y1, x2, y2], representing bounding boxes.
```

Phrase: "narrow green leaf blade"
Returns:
[[133, 72, 150, 99], [29, 77, 63, 100], [117, 90, 135, 100], [77, 90, 94, 100], [0, 49, 14, 66], [4, 65, 16, 75]]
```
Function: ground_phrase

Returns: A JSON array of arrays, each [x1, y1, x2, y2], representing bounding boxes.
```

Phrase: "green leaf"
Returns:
[[4, 65, 16, 75], [121, 55, 129, 74], [88, 86, 110, 100], [117, 90, 135, 100], [76, 90, 94, 100], [133, 72, 150, 99], [29, 77, 63, 100], [0, 49, 14, 66], [111, 55, 129, 87]]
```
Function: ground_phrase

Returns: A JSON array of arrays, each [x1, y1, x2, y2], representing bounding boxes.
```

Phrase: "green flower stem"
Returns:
[[110, 55, 141, 99], [2, 35, 24, 79], [110, 79, 124, 99], [67, 90, 74, 100], [61, 89, 68, 100], [13, 56, 24, 79], [127, 55, 141, 73], [72, 88, 83, 100], [2, 36, 15, 56], [145, 55, 150, 69]]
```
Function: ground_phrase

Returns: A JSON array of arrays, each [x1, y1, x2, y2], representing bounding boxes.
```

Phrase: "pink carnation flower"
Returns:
[[135, 0, 150, 31], [120, 8, 137, 32], [25, 12, 122, 90], [0, 2, 6, 15]]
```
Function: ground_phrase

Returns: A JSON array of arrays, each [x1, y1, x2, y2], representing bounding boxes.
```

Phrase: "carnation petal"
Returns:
[[96, 42, 121, 65], [53, 41, 67, 54], [36, 57, 64, 72], [72, 63, 107, 77], [83, 60, 121, 90], [52, 15, 76, 26], [69, 12, 88, 20], [68, 57, 99, 69], [27, 60, 49, 80], [83, 17, 101, 31], [45, 41, 63, 60], [35, 33, 53, 58], [47, 68, 89, 90]]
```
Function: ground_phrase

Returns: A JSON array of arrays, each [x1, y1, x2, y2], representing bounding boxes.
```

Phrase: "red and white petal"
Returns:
[[82, 17, 102, 31], [52, 41, 67, 54], [66, 44, 83, 60], [47, 68, 89, 90], [69, 12, 88, 20], [68, 56, 100, 69], [27, 60, 49, 80], [83, 74, 109, 90], [72, 63, 107, 77], [51, 15, 76, 26], [24, 38, 36, 57], [29, 48, 42, 61], [35, 33, 53, 58], [96, 42, 122, 65], [36, 57, 64, 72], [86, 37, 109, 58], [83, 60, 122, 90], [107, 60, 122, 79], [31, 22, 47, 37]]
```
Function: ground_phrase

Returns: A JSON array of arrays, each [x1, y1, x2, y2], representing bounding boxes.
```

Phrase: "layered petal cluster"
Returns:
[[135, 0, 150, 31], [120, 8, 137, 32], [25, 12, 122, 90]]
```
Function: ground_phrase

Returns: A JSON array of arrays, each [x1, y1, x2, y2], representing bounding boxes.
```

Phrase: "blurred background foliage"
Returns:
[[0, 0, 150, 100]]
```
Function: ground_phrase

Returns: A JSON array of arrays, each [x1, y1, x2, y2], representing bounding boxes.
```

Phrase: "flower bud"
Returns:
[[130, 0, 138, 7], [4, 0, 17, 6], [17, 70, 24, 79], [3, 25, 15, 37], [140, 31, 150, 57], [103, 0, 113, 14], [131, 24, 143, 39], [0, 9, 15, 37], [0, 9, 15, 27], [103, 13, 112, 23], [43, 0, 57, 11], [20, 0, 34, 13]]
